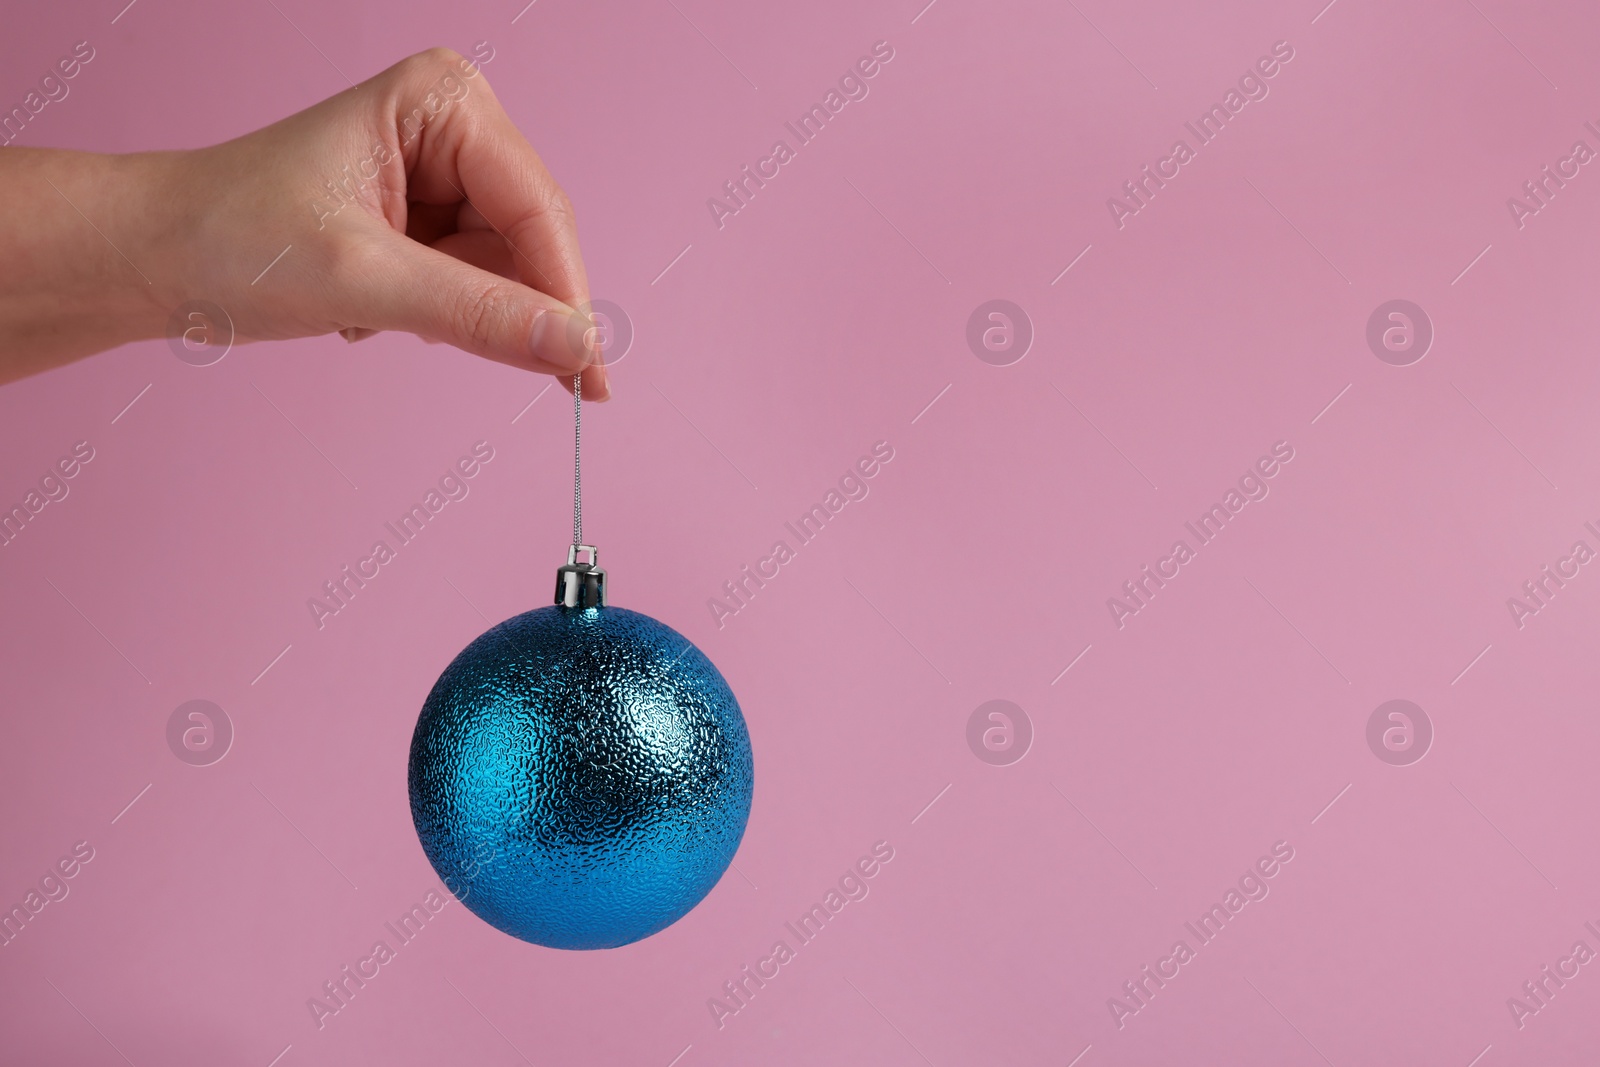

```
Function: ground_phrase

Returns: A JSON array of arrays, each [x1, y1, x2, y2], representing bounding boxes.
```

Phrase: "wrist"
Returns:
[[0, 148, 187, 379], [103, 150, 192, 344]]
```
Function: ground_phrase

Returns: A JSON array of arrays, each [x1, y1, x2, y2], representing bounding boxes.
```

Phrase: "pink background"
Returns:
[[4, 0, 1600, 1063]]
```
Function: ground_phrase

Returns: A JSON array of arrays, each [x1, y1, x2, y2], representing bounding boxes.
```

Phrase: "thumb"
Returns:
[[339, 228, 605, 389]]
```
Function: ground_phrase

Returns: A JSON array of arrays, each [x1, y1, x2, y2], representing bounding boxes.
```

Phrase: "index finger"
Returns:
[[391, 50, 591, 322]]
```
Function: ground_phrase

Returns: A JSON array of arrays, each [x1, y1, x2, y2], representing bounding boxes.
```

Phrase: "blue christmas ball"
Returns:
[[408, 604, 753, 950]]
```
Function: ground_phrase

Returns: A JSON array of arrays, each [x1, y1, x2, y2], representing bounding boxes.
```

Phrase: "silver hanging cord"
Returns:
[[573, 372, 582, 546], [555, 368, 606, 608]]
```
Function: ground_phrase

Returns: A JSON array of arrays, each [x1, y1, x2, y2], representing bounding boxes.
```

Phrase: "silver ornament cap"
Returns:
[[555, 543, 606, 608]]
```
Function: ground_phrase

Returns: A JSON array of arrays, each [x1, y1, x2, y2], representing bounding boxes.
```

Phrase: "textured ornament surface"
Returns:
[[408, 605, 753, 950]]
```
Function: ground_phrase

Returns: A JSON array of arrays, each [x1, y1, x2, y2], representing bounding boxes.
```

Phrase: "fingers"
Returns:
[[340, 227, 609, 394], [417, 229, 608, 397], [394, 52, 590, 315], [362, 50, 609, 397], [558, 343, 608, 401]]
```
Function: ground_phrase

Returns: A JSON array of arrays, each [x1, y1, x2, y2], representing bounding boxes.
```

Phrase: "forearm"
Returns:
[[0, 148, 178, 382]]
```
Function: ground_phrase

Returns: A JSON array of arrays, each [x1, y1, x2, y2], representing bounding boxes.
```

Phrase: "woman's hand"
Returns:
[[0, 47, 609, 398]]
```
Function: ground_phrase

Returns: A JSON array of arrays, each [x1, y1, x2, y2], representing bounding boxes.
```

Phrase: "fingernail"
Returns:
[[529, 309, 583, 369], [534, 308, 602, 371]]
